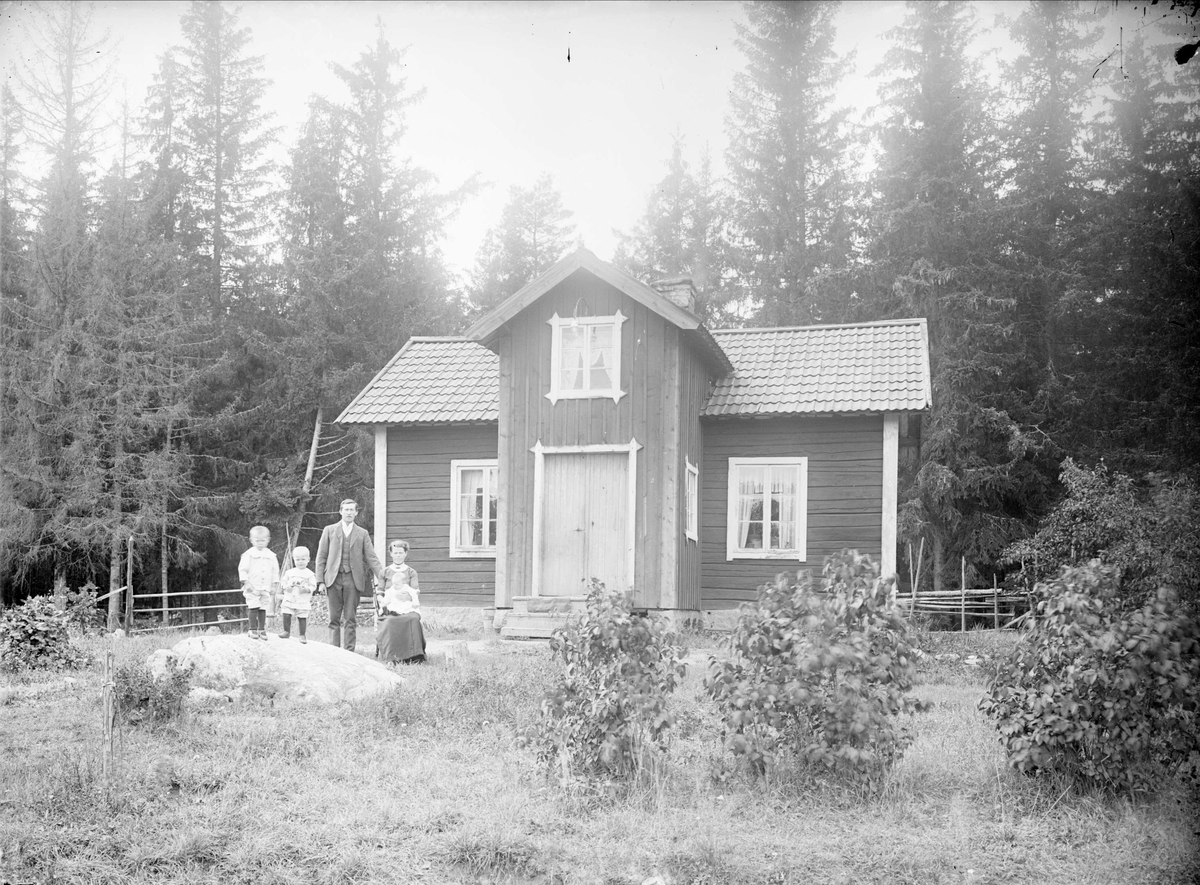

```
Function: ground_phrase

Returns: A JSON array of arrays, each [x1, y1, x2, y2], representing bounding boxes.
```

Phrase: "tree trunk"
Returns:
[[107, 533, 122, 631], [286, 406, 323, 566], [53, 565, 68, 610]]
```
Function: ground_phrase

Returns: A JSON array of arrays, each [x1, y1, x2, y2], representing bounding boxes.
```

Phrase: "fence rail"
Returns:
[[896, 583, 1030, 630], [124, 587, 246, 634]]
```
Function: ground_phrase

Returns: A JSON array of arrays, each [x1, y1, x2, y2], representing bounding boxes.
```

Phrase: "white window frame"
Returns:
[[685, 459, 699, 542], [545, 311, 627, 404], [449, 459, 499, 558], [726, 457, 808, 561]]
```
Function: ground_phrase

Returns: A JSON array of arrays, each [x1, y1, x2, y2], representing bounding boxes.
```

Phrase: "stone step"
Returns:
[[499, 611, 572, 639], [511, 595, 587, 615]]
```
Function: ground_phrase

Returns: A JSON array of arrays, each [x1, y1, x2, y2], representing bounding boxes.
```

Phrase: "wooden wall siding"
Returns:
[[496, 270, 686, 608], [675, 346, 708, 612], [386, 424, 498, 607], [699, 415, 883, 609]]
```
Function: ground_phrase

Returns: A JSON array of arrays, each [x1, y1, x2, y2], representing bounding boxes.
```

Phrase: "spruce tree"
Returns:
[[469, 172, 576, 314], [725, 0, 855, 326], [175, 0, 277, 318], [865, 0, 1048, 592], [1071, 33, 1200, 469], [613, 137, 738, 324]]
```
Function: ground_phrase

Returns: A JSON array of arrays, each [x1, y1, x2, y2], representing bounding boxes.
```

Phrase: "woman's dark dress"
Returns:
[[376, 563, 425, 663]]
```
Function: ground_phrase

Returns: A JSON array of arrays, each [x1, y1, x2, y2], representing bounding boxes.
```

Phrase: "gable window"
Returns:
[[685, 460, 699, 542], [726, 457, 807, 561], [451, 460, 498, 557], [546, 311, 626, 404]]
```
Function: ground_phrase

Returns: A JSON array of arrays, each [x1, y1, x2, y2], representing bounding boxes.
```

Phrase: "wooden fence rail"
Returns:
[[124, 587, 247, 634]]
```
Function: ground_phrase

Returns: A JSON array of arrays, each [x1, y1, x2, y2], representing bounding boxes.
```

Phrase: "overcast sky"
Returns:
[[2, 1, 1194, 284]]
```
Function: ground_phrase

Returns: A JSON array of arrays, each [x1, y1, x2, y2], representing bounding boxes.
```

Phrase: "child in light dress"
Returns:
[[239, 525, 280, 640], [381, 546, 419, 615], [277, 545, 317, 643]]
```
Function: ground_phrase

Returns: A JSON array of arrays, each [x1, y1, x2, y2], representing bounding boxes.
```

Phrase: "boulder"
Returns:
[[147, 634, 403, 706]]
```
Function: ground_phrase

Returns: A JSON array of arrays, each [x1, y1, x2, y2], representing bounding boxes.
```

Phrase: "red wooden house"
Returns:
[[338, 249, 931, 634]]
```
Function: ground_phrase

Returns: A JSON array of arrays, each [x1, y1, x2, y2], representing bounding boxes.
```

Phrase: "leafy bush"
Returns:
[[522, 579, 688, 783], [980, 561, 1200, 794], [0, 596, 87, 671], [114, 658, 191, 726], [64, 585, 106, 633], [1003, 459, 1200, 605], [705, 550, 923, 789]]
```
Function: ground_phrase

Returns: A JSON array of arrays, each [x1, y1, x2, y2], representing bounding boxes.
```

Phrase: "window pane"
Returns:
[[486, 467, 499, 547], [738, 466, 764, 549], [588, 324, 613, 389], [459, 469, 484, 547], [560, 326, 584, 390], [770, 467, 797, 550]]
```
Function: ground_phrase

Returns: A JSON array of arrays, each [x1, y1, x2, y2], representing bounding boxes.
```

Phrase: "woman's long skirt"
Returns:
[[376, 612, 426, 663]]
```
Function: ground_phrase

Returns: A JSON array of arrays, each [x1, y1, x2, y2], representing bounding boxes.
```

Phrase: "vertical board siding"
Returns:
[[496, 270, 684, 608], [676, 349, 708, 612], [699, 415, 883, 609], [387, 424, 498, 607]]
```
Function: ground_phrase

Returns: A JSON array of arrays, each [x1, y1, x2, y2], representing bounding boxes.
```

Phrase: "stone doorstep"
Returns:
[[511, 595, 587, 615], [499, 611, 572, 639]]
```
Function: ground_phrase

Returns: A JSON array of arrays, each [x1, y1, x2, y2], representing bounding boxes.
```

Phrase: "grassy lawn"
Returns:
[[1, 626, 1196, 884]]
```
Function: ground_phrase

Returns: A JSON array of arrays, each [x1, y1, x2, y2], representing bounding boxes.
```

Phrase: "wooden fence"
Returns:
[[894, 586, 1029, 630], [123, 587, 247, 633]]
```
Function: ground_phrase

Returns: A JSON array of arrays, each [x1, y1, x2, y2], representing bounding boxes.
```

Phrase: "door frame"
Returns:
[[529, 438, 642, 597]]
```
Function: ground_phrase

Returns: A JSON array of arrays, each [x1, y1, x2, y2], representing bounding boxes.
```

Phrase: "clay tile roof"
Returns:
[[339, 319, 931, 426], [703, 319, 931, 417], [336, 338, 498, 425]]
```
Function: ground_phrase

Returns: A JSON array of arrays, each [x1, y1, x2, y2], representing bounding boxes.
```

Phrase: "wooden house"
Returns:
[[337, 249, 931, 634]]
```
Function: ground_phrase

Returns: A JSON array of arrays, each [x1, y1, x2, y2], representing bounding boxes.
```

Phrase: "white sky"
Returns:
[[2, 0, 1194, 286]]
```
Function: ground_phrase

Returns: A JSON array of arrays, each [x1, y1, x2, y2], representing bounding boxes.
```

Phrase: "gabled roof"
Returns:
[[464, 247, 734, 376], [336, 337, 498, 425], [338, 319, 931, 426], [703, 319, 932, 417]]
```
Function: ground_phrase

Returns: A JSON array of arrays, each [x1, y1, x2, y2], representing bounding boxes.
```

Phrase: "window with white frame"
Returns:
[[546, 311, 626, 404], [685, 460, 699, 541], [450, 460, 498, 557], [726, 457, 807, 560]]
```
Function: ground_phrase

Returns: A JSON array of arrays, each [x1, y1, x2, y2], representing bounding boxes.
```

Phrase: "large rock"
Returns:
[[147, 634, 403, 706]]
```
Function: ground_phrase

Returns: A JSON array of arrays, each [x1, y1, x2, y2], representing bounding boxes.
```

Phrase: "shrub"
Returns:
[[980, 561, 1200, 794], [1002, 459, 1200, 605], [114, 658, 191, 726], [0, 596, 87, 671], [64, 585, 106, 633], [704, 550, 923, 789], [522, 579, 688, 783]]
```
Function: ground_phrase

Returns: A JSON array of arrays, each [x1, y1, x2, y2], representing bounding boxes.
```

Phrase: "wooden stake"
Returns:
[[960, 556, 966, 633], [993, 574, 999, 630], [102, 649, 115, 785]]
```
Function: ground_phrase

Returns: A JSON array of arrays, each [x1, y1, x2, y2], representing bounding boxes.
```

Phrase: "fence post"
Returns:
[[123, 535, 134, 632], [102, 648, 115, 786], [960, 556, 966, 633], [993, 574, 999, 629]]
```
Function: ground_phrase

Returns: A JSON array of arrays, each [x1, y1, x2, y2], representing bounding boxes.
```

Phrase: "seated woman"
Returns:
[[375, 539, 426, 664]]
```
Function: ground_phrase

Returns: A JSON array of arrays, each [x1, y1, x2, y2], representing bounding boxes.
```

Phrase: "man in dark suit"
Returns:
[[315, 498, 385, 651]]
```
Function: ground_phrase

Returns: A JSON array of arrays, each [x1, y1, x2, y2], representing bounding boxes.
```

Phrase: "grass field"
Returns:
[[1, 626, 1197, 885]]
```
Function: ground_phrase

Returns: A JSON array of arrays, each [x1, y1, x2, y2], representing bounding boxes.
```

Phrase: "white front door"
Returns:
[[539, 452, 630, 596]]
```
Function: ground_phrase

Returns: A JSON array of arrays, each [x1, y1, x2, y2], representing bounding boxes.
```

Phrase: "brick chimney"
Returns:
[[649, 276, 698, 314]]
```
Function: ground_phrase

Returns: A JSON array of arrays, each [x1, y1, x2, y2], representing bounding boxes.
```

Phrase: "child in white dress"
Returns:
[[239, 526, 280, 640], [278, 545, 317, 643]]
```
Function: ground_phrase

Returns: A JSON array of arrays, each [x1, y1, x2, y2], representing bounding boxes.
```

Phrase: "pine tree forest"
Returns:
[[1, 0, 1197, 609]]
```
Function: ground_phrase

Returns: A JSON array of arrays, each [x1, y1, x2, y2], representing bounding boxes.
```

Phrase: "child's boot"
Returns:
[[298, 617, 308, 644], [278, 613, 291, 639]]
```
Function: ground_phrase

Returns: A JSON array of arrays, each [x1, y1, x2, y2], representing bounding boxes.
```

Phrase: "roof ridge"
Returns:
[[409, 335, 475, 342], [711, 318, 926, 335]]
